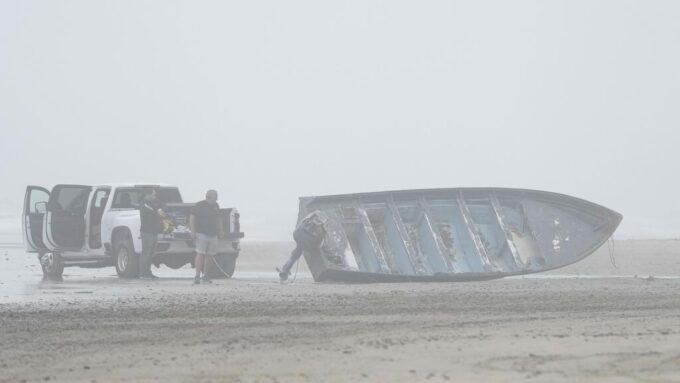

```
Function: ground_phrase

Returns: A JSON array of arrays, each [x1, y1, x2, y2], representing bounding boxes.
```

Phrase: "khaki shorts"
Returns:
[[195, 233, 219, 255]]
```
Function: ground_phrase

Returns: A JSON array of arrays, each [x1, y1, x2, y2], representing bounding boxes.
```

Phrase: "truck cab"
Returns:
[[23, 184, 244, 279]]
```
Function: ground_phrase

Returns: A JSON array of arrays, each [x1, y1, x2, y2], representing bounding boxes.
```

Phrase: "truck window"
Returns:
[[111, 188, 182, 209], [92, 189, 111, 208], [155, 188, 182, 204], [29, 189, 50, 214], [112, 190, 139, 209], [53, 187, 90, 213]]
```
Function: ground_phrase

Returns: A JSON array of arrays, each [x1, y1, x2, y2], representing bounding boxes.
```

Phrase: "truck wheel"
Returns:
[[40, 252, 64, 280], [205, 253, 237, 279], [114, 237, 139, 278]]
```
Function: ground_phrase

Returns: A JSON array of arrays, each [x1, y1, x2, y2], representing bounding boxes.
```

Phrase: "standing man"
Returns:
[[139, 189, 163, 280], [277, 210, 328, 282], [190, 189, 224, 285]]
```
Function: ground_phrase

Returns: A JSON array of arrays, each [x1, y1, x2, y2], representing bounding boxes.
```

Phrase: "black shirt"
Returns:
[[140, 200, 163, 235], [192, 200, 221, 237]]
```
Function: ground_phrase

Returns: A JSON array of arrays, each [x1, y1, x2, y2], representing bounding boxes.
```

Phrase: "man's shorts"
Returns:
[[195, 233, 219, 256]]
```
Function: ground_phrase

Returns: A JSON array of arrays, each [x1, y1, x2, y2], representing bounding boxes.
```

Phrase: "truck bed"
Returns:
[[163, 203, 243, 240]]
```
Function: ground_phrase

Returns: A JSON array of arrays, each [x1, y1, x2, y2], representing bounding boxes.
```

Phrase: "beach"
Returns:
[[0, 240, 679, 382]]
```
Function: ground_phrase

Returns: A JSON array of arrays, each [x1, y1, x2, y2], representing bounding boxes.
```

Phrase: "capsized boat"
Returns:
[[296, 188, 622, 283]]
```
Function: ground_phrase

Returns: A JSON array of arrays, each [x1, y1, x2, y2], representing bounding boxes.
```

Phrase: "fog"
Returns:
[[3, 3, 680, 382], [1, 0, 679, 240]]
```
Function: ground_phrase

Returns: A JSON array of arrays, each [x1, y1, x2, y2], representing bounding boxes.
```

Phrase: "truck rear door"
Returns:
[[44, 184, 92, 251], [22, 186, 50, 253]]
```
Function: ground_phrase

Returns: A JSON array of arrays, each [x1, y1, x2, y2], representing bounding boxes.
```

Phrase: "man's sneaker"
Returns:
[[140, 274, 159, 280], [193, 276, 201, 285], [201, 276, 213, 284], [276, 267, 289, 282]]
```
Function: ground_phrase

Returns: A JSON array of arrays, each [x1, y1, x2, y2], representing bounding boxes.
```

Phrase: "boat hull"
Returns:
[[297, 188, 623, 283]]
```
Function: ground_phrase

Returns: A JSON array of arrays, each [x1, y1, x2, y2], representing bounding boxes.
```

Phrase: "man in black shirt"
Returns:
[[139, 189, 163, 279], [190, 189, 224, 284], [277, 210, 327, 281]]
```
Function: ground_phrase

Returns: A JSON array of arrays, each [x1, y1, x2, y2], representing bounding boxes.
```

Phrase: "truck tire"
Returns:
[[114, 236, 139, 278], [40, 252, 64, 280], [163, 257, 187, 269], [205, 253, 237, 279]]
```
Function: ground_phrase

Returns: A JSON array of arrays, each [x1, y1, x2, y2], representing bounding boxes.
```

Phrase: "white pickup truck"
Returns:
[[22, 183, 244, 279]]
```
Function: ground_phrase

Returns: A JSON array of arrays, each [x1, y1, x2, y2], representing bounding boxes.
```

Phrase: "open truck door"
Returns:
[[44, 184, 92, 252], [23, 186, 50, 253]]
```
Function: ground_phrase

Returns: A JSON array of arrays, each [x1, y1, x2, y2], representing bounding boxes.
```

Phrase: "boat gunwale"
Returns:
[[300, 187, 622, 221]]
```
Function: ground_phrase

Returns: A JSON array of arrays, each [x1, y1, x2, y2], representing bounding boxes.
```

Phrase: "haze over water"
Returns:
[[2, 1, 679, 240]]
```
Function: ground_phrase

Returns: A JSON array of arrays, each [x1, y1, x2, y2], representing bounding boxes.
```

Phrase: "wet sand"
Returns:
[[1, 240, 679, 382]]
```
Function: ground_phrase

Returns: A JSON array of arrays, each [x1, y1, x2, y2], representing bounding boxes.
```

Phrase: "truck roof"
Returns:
[[92, 183, 177, 189]]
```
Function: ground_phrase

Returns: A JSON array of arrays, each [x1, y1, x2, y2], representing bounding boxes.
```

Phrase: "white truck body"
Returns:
[[22, 183, 244, 278]]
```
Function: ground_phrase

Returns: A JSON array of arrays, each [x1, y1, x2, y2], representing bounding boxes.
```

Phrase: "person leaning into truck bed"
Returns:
[[190, 189, 225, 285], [139, 189, 164, 280], [277, 210, 328, 282]]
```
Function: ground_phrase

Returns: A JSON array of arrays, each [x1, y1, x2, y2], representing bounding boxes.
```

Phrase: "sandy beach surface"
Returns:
[[1, 239, 679, 382]]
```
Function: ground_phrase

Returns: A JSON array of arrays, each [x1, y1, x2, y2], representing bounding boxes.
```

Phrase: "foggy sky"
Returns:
[[1, 0, 679, 240]]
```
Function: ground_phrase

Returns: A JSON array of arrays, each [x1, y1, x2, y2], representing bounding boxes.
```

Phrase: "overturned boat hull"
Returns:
[[297, 188, 622, 283]]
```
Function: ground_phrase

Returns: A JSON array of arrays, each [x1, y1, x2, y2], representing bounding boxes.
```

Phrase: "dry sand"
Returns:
[[0, 239, 679, 382]]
